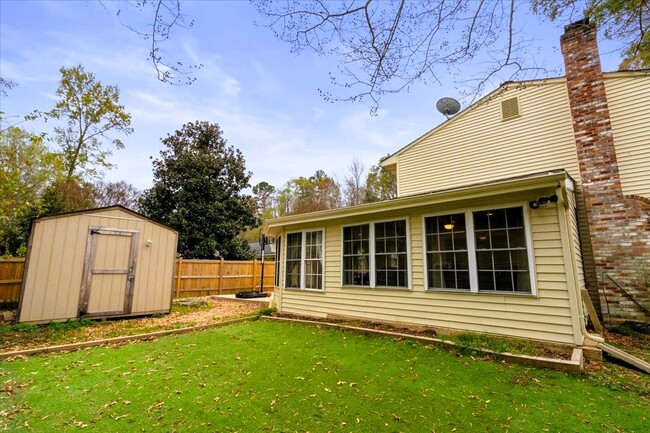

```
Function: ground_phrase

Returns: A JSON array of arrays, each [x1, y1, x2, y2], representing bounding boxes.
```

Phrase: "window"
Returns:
[[425, 213, 469, 290], [284, 230, 324, 290], [274, 236, 281, 287], [375, 220, 408, 287], [342, 219, 409, 288], [343, 225, 370, 286], [474, 207, 530, 293], [425, 206, 533, 294]]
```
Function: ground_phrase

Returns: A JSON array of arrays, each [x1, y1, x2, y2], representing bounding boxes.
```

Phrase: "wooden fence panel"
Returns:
[[0, 258, 275, 304], [174, 259, 275, 298], [0, 259, 25, 305]]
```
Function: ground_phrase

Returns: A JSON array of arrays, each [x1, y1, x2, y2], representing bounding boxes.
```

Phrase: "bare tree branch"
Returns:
[[100, 0, 203, 85], [253, 0, 548, 113]]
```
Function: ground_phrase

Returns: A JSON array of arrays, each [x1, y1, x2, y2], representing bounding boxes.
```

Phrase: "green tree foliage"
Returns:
[[532, 0, 650, 69], [0, 125, 62, 256], [276, 170, 342, 215], [35, 65, 133, 181], [40, 179, 97, 216], [252, 181, 277, 219], [139, 121, 257, 260], [364, 163, 397, 203]]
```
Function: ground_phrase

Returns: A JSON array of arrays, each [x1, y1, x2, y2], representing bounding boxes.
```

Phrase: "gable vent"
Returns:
[[501, 97, 520, 121]]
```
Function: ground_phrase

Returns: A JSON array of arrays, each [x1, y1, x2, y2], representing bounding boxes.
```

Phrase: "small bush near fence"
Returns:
[[0, 258, 275, 305]]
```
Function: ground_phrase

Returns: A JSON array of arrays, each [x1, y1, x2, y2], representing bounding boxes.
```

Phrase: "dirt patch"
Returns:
[[0, 297, 263, 353], [273, 312, 575, 360]]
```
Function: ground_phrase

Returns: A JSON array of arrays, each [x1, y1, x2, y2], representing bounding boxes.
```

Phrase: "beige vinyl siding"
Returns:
[[397, 82, 580, 197], [277, 200, 579, 345], [19, 208, 177, 323], [604, 74, 650, 197], [567, 190, 586, 294]]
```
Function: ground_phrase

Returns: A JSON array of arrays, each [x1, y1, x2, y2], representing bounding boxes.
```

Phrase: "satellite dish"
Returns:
[[436, 97, 461, 117]]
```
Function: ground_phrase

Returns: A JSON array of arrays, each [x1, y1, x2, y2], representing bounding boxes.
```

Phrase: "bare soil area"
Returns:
[[0, 297, 264, 353]]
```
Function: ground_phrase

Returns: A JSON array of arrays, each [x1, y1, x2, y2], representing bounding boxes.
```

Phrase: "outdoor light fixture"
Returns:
[[529, 194, 559, 209]]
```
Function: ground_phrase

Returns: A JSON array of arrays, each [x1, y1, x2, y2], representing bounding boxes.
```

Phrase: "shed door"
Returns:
[[79, 227, 139, 317]]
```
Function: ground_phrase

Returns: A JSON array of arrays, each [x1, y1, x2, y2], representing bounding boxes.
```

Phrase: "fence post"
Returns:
[[175, 258, 183, 299], [218, 257, 224, 295]]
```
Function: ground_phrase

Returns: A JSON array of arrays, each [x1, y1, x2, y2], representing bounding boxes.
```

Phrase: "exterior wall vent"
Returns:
[[501, 97, 520, 121]]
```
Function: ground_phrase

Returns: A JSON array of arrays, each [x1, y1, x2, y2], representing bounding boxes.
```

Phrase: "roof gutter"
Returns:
[[264, 170, 570, 236]]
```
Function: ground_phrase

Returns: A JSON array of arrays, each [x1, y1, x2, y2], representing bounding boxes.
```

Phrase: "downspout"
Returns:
[[556, 181, 604, 346]]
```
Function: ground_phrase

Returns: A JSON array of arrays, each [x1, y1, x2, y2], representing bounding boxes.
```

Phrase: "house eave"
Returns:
[[264, 169, 571, 236]]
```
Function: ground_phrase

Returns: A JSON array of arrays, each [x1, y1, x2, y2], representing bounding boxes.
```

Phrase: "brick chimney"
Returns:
[[561, 18, 650, 325]]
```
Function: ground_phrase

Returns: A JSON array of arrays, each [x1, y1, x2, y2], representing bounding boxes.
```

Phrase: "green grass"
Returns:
[[2, 320, 648, 432]]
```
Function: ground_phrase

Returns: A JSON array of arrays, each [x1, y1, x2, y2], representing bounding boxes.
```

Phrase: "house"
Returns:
[[18, 206, 178, 323], [263, 19, 650, 348]]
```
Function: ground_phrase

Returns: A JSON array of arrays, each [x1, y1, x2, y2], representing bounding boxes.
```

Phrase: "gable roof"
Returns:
[[32, 205, 177, 233], [381, 70, 649, 168]]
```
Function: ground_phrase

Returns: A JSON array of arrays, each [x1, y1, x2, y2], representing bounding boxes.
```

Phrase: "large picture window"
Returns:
[[342, 220, 409, 288], [425, 206, 533, 294], [285, 230, 324, 290]]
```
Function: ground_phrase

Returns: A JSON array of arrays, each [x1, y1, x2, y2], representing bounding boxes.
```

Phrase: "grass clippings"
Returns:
[[2, 320, 649, 432]]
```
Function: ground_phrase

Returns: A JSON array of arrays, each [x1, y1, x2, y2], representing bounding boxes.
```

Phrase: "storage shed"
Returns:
[[18, 206, 178, 323]]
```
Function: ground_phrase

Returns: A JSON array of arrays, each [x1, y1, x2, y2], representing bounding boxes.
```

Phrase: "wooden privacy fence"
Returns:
[[174, 259, 275, 298], [0, 259, 24, 305], [0, 258, 275, 304]]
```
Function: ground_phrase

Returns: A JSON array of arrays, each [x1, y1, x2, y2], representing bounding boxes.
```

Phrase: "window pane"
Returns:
[[491, 229, 508, 249], [514, 272, 531, 292], [506, 207, 524, 228], [474, 211, 489, 230], [511, 250, 529, 271], [493, 251, 511, 270], [495, 271, 514, 291], [429, 269, 442, 288], [456, 271, 470, 290], [454, 232, 467, 250], [439, 233, 453, 250], [455, 252, 469, 270], [478, 271, 495, 291], [477, 251, 493, 269], [475, 231, 490, 249], [490, 209, 506, 228], [509, 228, 526, 248]]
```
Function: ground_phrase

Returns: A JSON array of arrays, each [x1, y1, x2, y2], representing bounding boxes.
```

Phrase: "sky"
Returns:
[[0, 1, 624, 192]]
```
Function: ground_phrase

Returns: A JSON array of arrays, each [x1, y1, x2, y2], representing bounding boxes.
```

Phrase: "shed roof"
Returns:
[[32, 205, 177, 233]]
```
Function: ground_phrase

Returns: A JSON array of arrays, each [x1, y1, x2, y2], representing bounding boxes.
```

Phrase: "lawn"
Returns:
[[2, 320, 648, 432]]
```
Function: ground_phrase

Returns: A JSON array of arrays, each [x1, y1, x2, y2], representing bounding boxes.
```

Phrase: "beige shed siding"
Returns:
[[397, 83, 580, 197], [277, 203, 578, 345], [19, 208, 176, 323], [604, 75, 650, 197]]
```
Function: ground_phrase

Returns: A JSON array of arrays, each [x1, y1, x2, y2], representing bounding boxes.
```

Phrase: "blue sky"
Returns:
[[0, 1, 623, 192]]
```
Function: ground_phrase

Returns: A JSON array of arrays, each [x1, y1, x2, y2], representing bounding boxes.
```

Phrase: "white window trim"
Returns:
[[340, 218, 412, 290], [284, 228, 325, 292], [422, 202, 537, 296], [274, 235, 282, 288]]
